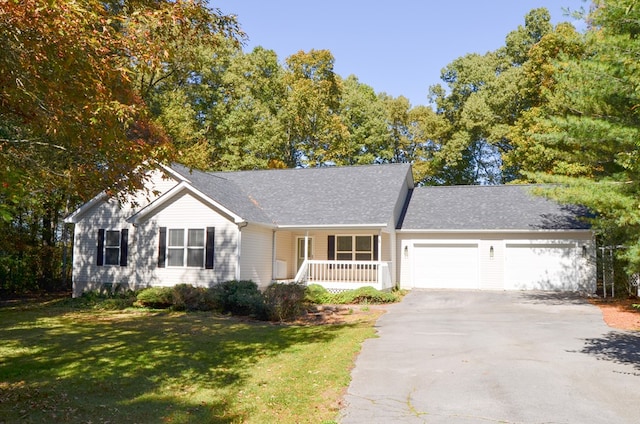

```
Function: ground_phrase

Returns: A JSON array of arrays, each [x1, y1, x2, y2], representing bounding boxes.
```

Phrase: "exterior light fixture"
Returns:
[[489, 246, 494, 259]]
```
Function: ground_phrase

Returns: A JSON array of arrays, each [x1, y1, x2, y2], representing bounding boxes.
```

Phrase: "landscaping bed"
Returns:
[[590, 297, 640, 331]]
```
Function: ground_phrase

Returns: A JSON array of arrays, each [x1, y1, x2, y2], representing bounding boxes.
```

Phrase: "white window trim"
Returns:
[[336, 234, 374, 261], [103, 229, 121, 266], [165, 228, 206, 268]]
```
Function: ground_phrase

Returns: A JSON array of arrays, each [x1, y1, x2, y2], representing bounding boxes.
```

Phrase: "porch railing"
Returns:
[[294, 260, 393, 291]]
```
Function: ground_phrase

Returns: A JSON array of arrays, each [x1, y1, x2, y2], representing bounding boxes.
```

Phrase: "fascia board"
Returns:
[[64, 191, 108, 224], [276, 223, 388, 231], [159, 163, 191, 183], [395, 228, 593, 234]]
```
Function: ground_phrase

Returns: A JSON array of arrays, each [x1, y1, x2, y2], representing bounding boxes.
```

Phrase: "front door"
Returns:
[[297, 237, 313, 271]]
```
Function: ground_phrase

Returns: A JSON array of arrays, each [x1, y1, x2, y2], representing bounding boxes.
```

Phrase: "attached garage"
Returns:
[[504, 242, 581, 291], [396, 185, 596, 292], [412, 243, 479, 289]]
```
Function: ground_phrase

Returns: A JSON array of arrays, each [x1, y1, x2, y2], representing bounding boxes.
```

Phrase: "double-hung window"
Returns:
[[96, 229, 128, 266], [159, 227, 214, 269], [166, 228, 205, 267], [334, 235, 375, 261], [104, 230, 121, 265]]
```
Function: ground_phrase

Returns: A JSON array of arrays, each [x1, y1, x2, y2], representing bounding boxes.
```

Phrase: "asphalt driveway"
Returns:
[[340, 290, 640, 424]]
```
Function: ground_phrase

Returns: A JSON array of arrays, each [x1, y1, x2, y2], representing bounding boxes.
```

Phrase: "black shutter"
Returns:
[[158, 227, 167, 268], [97, 229, 105, 266], [205, 227, 215, 269], [119, 229, 129, 266], [373, 235, 379, 261], [328, 235, 335, 260]]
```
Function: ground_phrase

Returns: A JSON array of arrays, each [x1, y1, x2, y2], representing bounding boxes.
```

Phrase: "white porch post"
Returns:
[[377, 230, 382, 285], [304, 231, 309, 261]]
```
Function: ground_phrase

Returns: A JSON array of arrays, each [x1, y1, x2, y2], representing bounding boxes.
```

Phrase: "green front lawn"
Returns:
[[0, 299, 379, 423]]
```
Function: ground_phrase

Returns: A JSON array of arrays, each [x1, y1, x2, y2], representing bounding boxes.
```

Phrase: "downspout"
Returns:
[[271, 230, 276, 281], [390, 228, 397, 289], [236, 222, 248, 281]]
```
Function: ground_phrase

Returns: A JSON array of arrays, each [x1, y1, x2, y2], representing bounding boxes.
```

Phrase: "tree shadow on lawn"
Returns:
[[0, 305, 355, 423], [580, 331, 640, 372]]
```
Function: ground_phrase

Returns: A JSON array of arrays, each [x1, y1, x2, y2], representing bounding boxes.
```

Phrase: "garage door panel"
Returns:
[[505, 244, 576, 290], [413, 244, 479, 289]]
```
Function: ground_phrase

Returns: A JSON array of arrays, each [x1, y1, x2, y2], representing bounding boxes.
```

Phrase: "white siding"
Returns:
[[71, 200, 135, 296], [479, 239, 504, 290], [70, 187, 242, 295], [146, 192, 238, 287], [239, 225, 274, 287], [70, 169, 181, 296]]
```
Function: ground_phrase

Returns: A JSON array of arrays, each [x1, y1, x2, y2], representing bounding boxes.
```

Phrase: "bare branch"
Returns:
[[1, 139, 68, 151]]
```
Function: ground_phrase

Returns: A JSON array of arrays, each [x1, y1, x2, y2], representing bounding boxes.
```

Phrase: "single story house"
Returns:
[[65, 163, 596, 297]]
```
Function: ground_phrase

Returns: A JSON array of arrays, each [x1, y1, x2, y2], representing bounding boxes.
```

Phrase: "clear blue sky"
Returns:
[[213, 1, 588, 106]]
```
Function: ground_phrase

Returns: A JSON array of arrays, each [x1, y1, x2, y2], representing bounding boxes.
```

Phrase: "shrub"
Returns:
[[63, 289, 137, 310], [171, 284, 214, 311], [305, 284, 333, 304], [136, 287, 174, 309], [210, 280, 266, 318], [263, 282, 306, 322], [341, 286, 397, 304], [305, 285, 403, 305]]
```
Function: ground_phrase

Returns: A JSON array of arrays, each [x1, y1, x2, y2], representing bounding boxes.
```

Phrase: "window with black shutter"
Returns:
[[97, 228, 128, 266]]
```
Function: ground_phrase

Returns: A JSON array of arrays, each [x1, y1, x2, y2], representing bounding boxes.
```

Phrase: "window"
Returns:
[[335, 235, 374, 261], [167, 229, 186, 267], [96, 229, 128, 267], [104, 230, 121, 265], [166, 228, 204, 267], [158, 227, 214, 269], [187, 229, 205, 267]]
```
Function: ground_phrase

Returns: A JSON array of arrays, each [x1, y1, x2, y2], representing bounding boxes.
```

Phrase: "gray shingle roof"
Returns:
[[170, 164, 274, 224], [171, 163, 412, 227], [399, 185, 591, 231]]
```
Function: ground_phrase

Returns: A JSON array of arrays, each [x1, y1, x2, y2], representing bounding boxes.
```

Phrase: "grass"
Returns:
[[0, 298, 379, 423]]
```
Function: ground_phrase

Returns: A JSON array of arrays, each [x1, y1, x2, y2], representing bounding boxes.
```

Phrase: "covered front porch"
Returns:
[[271, 227, 396, 291]]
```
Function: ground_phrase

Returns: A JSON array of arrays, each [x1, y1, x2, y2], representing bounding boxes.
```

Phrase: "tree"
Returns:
[[429, 8, 558, 184], [332, 75, 388, 165], [213, 47, 287, 170], [519, 0, 640, 270], [0, 0, 241, 293], [280, 49, 348, 167]]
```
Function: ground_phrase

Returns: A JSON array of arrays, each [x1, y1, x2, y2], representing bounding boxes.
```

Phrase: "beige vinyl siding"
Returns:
[[275, 232, 293, 278], [273, 229, 391, 280], [239, 225, 274, 287]]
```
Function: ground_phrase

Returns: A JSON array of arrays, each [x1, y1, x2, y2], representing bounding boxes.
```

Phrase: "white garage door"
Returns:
[[505, 243, 577, 290], [413, 243, 479, 289]]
